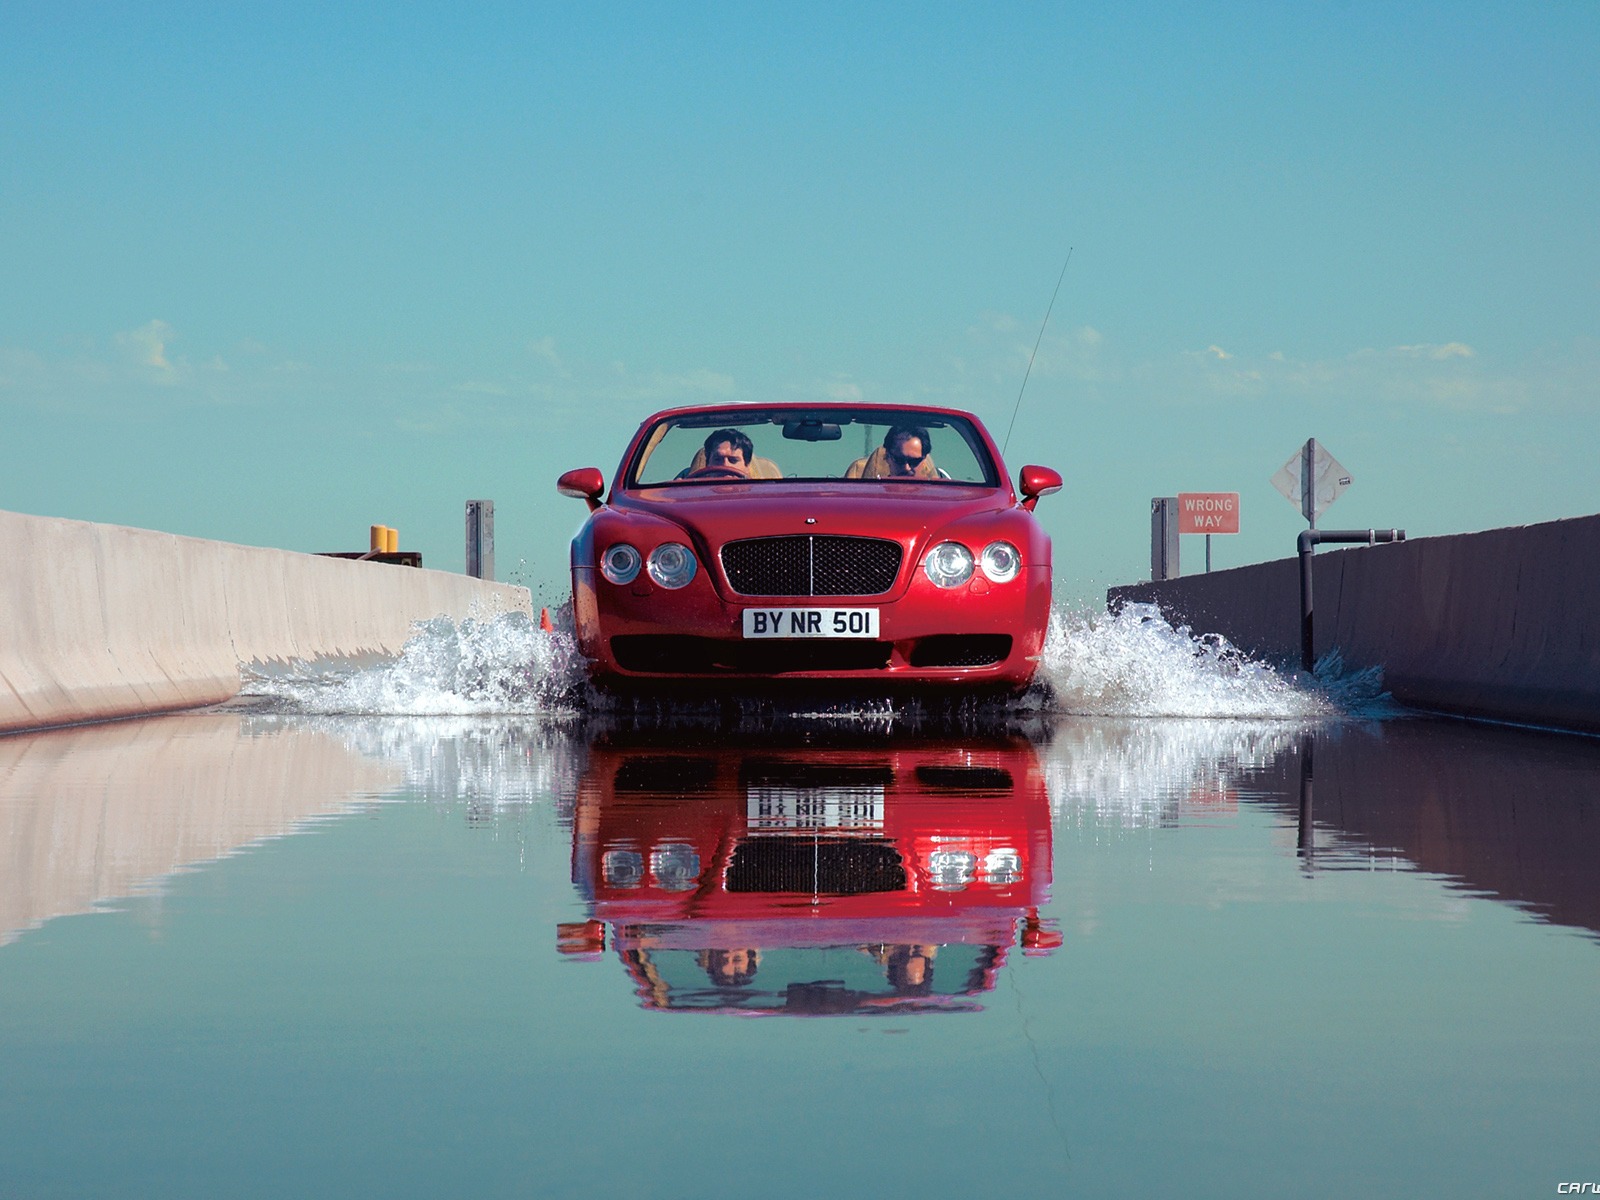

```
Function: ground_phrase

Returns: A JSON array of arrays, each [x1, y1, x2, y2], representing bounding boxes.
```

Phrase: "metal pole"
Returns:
[[1302, 437, 1318, 530], [1205, 533, 1212, 573], [1297, 528, 1406, 670], [465, 500, 495, 581], [1150, 497, 1179, 581], [1297, 735, 1315, 867]]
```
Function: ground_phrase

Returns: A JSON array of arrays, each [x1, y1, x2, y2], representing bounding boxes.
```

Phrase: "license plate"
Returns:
[[748, 786, 886, 831], [742, 607, 880, 639]]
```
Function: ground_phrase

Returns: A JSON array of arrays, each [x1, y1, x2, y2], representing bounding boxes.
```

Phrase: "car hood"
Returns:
[[618, 483, 1012, 547]]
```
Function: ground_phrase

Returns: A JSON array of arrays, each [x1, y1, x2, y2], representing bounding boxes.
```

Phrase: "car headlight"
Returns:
[[980, 540, 1021, 584], [600, 543, 642, 585], [927, 849, 977, 891], [923, 541, 974, 588], [647, 542, 698, 589], [650, 842, 702, 892], [601, 847, 644, 888], [982, 848, 1022, 886]]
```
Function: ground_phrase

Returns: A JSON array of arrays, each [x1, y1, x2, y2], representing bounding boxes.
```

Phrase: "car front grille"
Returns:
[[726, 837, 907, 895], [720, 535, 903, 597]]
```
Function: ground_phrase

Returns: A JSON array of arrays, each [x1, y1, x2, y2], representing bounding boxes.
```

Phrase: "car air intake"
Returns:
[[907, 634, 1013, 668], [721, 535, 902, 597]]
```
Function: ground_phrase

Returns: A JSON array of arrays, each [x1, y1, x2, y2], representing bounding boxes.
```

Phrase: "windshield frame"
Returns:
[[621, 405, 1004, 490]]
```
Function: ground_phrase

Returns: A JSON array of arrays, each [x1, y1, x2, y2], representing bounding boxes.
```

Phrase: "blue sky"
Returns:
[[3, 2, 1596, 604]]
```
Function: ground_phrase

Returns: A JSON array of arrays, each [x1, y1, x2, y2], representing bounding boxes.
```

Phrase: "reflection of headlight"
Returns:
[[928, 849, 977, 890], [980, 541, 1021, 584], [647, 542, 698, 589], [650, 842, 702, 892], [601, 847, 644, 888], [600, 543, 642, 585], [982, 848, 1022, 886], [923, 542, 974, 588]]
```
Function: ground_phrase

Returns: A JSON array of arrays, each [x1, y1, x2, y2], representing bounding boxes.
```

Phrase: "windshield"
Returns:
[[628, 409, 999, 487]]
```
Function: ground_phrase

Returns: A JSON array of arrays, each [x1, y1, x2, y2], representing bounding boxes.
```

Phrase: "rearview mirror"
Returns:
[[1018, 465, 1062, 512], [782, 419, 842, 442], [557, 467, 605, 512]]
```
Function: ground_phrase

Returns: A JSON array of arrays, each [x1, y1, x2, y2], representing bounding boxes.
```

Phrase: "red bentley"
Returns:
[[556, 402, 1061, 690]]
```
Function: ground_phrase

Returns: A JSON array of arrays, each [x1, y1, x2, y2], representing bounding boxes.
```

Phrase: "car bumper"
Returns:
[[572, 565, 1050, 690]]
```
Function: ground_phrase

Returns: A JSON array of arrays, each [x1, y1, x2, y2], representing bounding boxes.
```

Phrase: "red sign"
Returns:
[[1178, 492, 1240, 535]]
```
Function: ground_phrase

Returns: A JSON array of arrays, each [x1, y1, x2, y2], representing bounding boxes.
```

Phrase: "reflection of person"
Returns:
[[845, 425, 939, 479], [885, 943, 938, 995], [858, 942, 939, 995], [697, 947, 761, 987]]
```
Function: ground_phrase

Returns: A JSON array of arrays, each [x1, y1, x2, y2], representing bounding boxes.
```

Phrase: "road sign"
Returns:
[[1177, 492, 1240, 535], [1271, 438, 1351, 527]]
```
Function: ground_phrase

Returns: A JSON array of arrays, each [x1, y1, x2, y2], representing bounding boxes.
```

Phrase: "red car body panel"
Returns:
[[561, 402, 1058, 690]]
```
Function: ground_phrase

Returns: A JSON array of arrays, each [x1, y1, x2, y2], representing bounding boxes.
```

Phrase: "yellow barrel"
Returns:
[[370, 525, 386, 552], [384, 526, 398, 553]]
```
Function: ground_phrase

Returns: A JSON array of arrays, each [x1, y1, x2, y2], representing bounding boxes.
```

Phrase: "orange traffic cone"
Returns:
[[539, 607, 554, 633]]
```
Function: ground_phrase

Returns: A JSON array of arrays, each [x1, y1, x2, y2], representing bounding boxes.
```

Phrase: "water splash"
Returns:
[[241, 598, 1387, 725], [1038, 603, 1338, 720], [241, 606, 586, 716]]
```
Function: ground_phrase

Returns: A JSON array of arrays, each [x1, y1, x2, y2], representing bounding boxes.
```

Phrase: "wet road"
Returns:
[[1, 707, 1597, 1197]]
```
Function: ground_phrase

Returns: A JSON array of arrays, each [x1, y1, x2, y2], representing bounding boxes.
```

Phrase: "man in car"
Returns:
[[680, 428, 754, 478], [846, 425, 937, 479]]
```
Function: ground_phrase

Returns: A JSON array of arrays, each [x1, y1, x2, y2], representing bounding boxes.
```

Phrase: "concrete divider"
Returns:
[[1108, 512, 1600, 734], [0, 508, 533, 734]]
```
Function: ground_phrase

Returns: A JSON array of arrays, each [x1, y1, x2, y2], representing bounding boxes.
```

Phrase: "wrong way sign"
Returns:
[[1177, 492, 1239, 535]]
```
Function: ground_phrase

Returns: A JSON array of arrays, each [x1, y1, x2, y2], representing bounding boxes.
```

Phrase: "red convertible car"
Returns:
[[557, 402, 1061, 691]]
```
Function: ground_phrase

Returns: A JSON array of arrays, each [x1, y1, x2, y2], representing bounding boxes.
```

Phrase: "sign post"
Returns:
[[1177, 492, 1240, 573], [1271, 438, 1352, 527], [1151, 497, 1179, 581]]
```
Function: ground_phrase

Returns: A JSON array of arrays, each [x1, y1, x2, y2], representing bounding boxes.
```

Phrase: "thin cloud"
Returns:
[[115, 319, 174, 370]]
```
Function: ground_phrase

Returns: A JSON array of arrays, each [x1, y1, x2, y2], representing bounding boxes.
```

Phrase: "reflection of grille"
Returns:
[[726, 838, 906, 895], [721, 536, 902, 597]]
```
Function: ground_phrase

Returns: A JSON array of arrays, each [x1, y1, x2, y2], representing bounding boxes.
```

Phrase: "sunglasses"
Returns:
[[890, 452, 927, 468]]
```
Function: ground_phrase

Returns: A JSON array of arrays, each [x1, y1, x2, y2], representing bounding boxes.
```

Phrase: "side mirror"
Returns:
[[1018, 465, 1062, 512], [557, 467, 605, 512]]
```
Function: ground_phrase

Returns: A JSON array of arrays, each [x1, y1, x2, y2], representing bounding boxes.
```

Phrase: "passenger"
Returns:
[[845, 425, 940, 480]]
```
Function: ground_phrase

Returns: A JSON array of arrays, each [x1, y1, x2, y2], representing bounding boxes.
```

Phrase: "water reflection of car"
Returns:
[[557, 736, 1061, 1016], [555, 403, 1062, 692]]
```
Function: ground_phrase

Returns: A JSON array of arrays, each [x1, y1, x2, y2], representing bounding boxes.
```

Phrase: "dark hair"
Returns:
[[704, 428, 754, 462], [883, 425, 931, 457]]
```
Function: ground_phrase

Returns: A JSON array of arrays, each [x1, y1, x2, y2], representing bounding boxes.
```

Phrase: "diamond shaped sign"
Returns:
[[1271, 439, 1352, 524]]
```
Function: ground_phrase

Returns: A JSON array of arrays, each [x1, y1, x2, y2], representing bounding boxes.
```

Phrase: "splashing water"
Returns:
[[1038, 603, 1340, 720], [241, 607, 587, 716], [241, 599, 1386, 723]]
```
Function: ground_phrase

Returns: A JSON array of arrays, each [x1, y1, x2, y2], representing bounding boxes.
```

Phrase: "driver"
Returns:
[[680, 428, 754, 478]]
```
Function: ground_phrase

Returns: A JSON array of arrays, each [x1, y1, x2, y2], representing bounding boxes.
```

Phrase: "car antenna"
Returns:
[[1002, 247, 1073, 459]]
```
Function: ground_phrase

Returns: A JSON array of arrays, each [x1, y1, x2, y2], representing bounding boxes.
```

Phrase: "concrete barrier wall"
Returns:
[[1108, 512, 1600, 734], [0, 508, 533, 734]]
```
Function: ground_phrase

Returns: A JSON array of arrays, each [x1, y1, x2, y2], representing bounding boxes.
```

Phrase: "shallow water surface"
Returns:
[[1, 707, 1597, 1198]]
